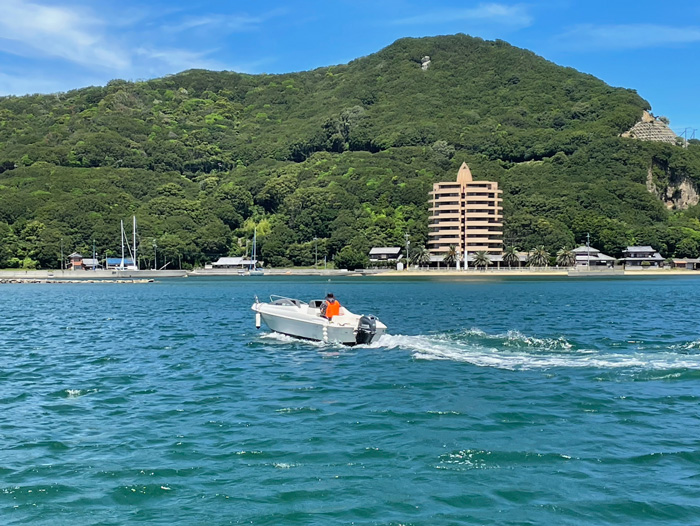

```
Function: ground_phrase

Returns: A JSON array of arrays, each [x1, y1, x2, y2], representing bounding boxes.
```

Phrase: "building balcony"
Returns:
[[429, 228, 462, 234], [467, 238, 503, 244], [464, 212, 497, 218], [429, 236, 461, 244], [430, 220, 464, 227], [430, 190, 461, 197], [465, 230, 496, 236], [428, 202, 461, 208], [464, 203, 497, 210], [428, 211, 461, 218]]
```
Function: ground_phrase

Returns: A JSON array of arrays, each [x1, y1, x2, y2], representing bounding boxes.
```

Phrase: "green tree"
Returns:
[[443, 245, 457, 267], [556, 247, 576, 267], [675, 238, 699, 258], [334, 246, 368, 270], [410, 246, 431, 267], [502, 246, 520, 268], [528, 246, 550, 267], [472, 250, 491, 270]]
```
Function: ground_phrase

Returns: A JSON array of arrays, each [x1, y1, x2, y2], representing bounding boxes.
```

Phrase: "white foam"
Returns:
[[65, 388, 97, 398], [368, 333, 700, 371], [259, 332, 329, 348]]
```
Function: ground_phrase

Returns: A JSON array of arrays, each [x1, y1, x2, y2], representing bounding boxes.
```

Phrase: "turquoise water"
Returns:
[[2, 276, 700, 525]]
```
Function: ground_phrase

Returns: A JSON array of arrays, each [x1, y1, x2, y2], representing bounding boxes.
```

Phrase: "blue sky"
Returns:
[[0, 0, 697, 136]]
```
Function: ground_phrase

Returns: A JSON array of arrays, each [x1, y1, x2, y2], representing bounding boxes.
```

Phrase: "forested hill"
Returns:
[[1, 33, 700, 269]]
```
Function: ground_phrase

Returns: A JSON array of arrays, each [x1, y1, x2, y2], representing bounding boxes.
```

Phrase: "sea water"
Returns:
[[1, 276, 699, 525]]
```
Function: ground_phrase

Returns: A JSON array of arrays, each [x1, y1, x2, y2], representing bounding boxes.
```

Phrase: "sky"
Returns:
[[0, 0, 697, 136]]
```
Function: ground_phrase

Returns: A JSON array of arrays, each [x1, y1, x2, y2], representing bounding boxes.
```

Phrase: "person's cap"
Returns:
[[326, 293, 334, 298]]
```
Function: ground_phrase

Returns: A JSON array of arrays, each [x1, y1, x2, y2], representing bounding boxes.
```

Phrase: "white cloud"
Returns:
[[391, 2, 533, 28], [0, 0, 129, 70], [134, 47, 226, 73], [163, 9, 289, 34], [0, 2, 283, 92], [165, 14, 266, 33], [556, 24, 700, 50]]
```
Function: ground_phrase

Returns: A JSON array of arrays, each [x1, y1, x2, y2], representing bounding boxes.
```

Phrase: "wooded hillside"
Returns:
[[1, 34, 700, 269]]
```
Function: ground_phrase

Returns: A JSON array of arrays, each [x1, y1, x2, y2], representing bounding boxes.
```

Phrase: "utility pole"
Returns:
[[587, 232, 590, 270], [92, 239, 96, 271], [60, 238, 64, 270], [153, 239, 157, 270], [314, 237, 318, 268], [404, 232, 410, 271]]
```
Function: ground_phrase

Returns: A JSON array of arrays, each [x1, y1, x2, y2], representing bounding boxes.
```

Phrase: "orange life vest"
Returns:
[[324, 300, 340, 319]]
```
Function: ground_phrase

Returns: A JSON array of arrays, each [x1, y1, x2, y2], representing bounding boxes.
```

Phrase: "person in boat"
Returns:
[[320, 293, 341, 320]]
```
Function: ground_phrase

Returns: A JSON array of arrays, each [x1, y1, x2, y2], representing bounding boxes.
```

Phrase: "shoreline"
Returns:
[[378, 268, 700, 277], [0, 269, 187, 280], [3, 267, 700, 281], [0, 277, 155, 284]]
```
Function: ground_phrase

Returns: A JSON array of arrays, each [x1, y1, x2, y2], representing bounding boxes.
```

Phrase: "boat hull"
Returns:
[[252, 299, 386, 345]]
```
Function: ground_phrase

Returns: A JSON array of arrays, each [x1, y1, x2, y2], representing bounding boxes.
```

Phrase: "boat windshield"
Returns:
[[270, 296, 304, 307]]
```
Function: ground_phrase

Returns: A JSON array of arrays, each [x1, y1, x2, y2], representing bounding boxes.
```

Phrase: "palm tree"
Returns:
[[443, 245, 457, 267], [556, 247, 576, 268], [410, 246, 431, 268], [503, 246, 519, 269], [472, 250, 491, 270], [528, 246, 550, 267]]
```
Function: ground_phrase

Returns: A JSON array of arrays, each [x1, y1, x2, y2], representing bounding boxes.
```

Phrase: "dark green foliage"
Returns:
[[333, 246, 369, 270], [1, 34, 700, 268]]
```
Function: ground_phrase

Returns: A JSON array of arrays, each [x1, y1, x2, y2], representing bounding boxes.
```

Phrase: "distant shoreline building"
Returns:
[[369, 247, 402, 263], [572, 246, 615, 268], [427, 163, 503, 261], [621, 246, 665, 268]]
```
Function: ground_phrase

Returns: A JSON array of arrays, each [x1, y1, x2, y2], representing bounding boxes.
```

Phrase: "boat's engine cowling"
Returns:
[[355, 315, 377, 344]]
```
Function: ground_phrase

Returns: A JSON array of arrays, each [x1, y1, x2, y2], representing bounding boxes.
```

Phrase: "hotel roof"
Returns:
[[456, 162, 473, 184]]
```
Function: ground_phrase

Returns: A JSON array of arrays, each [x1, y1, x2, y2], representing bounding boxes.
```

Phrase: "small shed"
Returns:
[[68, 252, 84, 271], [82, 258, 103, 270], [671, 259, 700, 270]]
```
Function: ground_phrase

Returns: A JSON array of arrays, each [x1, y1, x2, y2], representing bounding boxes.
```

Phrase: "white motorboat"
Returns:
[[252, 295, 386, 345]]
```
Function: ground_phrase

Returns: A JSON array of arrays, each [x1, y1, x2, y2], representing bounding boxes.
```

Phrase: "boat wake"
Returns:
[[258, 327, 700, 372], [259, 331, 330, 348], [363, 330, 700, 372]]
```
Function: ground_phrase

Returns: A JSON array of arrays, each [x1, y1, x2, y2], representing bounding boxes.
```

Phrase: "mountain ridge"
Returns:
[[1, 33, 699, 269]]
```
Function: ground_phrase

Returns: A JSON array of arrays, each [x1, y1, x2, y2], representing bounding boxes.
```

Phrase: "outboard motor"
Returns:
[[355, 315, 378, 344]]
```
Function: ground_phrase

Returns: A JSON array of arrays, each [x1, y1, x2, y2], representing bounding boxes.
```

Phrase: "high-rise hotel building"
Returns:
[[428, 162, 503, 258]]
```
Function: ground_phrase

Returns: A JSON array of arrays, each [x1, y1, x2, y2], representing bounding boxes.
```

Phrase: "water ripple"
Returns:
[[2, 277, 700, 525]]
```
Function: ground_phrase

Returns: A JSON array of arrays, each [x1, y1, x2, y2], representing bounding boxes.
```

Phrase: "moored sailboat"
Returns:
[[116, 216, 139, 271], [249, 226, 264, 276]]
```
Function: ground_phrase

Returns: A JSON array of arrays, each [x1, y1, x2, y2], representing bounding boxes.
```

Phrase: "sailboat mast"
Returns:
[[253, 226, 257, 269], [120, 220, 125, 268], [133, 216, 137, 270]]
